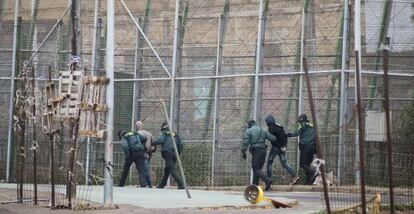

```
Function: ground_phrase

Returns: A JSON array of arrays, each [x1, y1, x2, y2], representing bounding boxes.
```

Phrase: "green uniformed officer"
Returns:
[[118, 130, 147, 187], [241, 120, 276, 191], [287, 114, 316, 185], [153, 122, 184, 189]]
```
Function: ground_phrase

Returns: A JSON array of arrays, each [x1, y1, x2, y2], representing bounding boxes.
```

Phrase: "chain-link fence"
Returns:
[[0, 0, 413, 212]]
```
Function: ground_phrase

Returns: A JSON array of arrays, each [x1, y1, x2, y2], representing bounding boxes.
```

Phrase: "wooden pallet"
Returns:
[[57, 70, 84, 119], [42, 82, 60, 134], [79, 76, 109, 139]]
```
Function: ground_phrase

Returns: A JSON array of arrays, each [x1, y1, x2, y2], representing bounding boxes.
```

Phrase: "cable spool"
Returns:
[[243, 185, 291, 208], [244, 185, 264, 204]]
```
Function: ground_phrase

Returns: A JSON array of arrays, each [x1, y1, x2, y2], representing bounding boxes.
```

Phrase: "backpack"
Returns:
[[125, 132, 145, 152]]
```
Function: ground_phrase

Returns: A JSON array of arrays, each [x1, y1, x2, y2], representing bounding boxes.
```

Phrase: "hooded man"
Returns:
[[153, 122, 184, 189], [241, 120, 276, 191], [287, 113, 316, 185], [135, 121, 155, 188], [265, 115, 299, 185]]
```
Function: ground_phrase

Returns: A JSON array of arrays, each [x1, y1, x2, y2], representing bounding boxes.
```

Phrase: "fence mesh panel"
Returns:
[[0, 0, 413, 212]]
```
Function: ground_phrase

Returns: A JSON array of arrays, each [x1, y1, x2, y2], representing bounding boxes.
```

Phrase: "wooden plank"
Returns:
[[78, 75, 108, 139]]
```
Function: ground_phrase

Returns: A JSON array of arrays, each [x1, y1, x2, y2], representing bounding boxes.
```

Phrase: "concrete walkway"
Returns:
[[90, 186, 297, 209], [0, 183, 305, 211]]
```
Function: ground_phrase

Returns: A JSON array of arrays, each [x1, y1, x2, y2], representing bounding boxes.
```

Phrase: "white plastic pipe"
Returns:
[[104, 0, 114, 206], [338, 0, 350, 185], [354, 0, 362, 185]]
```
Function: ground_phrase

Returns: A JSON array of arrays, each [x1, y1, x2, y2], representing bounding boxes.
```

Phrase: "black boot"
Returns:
[[265, 179, 273, 191]]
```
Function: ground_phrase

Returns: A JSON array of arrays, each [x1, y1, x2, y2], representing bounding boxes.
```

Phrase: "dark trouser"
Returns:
[[251, 147, 272, 185], [143, 158, 152, 187], [299, 143, 316, 185], [157, 151, 183, 188], [119, 150, 146, 187], [266, 146, 297, 178], [157, 165, 170, 188]]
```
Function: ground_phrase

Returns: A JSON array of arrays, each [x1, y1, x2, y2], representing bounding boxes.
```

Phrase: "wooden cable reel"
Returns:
[[244, 185, 291, 208]]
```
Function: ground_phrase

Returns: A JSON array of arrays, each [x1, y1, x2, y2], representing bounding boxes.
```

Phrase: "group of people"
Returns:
[[117, 113, 317, 191], [241, 113, 316, 191], [117, 121, 184, 189]]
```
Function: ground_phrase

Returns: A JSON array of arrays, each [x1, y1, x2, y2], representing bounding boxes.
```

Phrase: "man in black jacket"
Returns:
[[265, 115, 299, 185]]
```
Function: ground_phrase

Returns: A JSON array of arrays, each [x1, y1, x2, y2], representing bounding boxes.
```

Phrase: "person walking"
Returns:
[[241, 120, 276, 191], [135, 121, 155, 188], [153, 122, 184, 189], [118, 129, 147, 187], [287, 113, 316, 185], [265, 115, 299, 185]]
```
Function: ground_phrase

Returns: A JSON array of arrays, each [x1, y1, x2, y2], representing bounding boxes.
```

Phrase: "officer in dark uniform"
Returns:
[[153, 122, 184, 189], [241, 120, 276, 191], [118, 130, 147, 187], [287, 114, 316, 185]]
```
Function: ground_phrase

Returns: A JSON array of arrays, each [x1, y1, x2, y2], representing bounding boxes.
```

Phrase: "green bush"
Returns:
[[180, 143, 211, 186]]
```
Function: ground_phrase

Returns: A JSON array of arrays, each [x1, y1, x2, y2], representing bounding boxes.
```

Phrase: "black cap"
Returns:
[[161, 122, 169, 131], [247, 120, 256, 128], [298, 114, 308, 122], [118, 130, 127, 140]]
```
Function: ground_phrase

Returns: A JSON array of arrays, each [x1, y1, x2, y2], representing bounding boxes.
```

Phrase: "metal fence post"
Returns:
[[382, 37, 395, 214], [170, 0, 180, 130], [355, 51, 367, 214], [85, 0, 100, 186], [354, 0, 362, 186], [131, 17, 139, 131], [211, 14, 225, 187], [250, 0, 265, 184], [338, 0, 350, 185], [54, 22, 61, 71], [128, 17, 140, 186], [253, 0, 265, 122], [354, 4, 366, 212], [91, 0, 100, 76], [104, 0, 114, 206], [168, 0, 181, 187], [297, 0, 308, 174], [6, 0, 20, 183]]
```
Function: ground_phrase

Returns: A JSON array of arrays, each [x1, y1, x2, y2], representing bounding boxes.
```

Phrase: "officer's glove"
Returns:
[[281, 147, 287, 153], [241, 150, 247, 160]]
